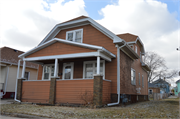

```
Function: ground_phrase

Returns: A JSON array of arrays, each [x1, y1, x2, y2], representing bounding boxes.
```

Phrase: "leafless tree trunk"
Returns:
[[143, 51, 178, 82]]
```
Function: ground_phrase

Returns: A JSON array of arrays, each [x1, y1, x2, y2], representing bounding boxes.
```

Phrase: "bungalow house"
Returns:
[[0, 47, 38, 99], [152, 78, 170, 94], [16, 16, 150, 106]]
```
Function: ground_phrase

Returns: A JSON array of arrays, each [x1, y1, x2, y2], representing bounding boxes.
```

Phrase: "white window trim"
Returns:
[[42, 64, 57, 80], [83, 60, 105, 79], [66, 28, 83, 43], [25, 71, 30, 80], [62, 62, 74, 80], [131, 68, 136, 85]]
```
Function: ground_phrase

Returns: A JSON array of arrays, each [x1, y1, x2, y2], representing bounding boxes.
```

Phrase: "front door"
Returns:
[[62, 62, 74, 79]]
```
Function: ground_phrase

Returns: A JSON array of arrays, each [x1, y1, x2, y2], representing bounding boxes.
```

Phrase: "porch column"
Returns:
[[54, 58, 58, 77], [96, 56, 100, 74], [21, 60, 26, 78], [17, 60, 21, 79]]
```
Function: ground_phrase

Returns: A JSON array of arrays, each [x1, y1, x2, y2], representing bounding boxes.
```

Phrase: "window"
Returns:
[[62, 62, 74, 80], [66, 29, 83, 43], [83, 60, 105, 79], [42, 64, 56, 80], [135, 46, 137, 53], [142, 75, 144, 87], [139, 73, 140, 85], [131, 68, 136, 85], [24, 71, 30, 80], [149, 89, 153, 94]]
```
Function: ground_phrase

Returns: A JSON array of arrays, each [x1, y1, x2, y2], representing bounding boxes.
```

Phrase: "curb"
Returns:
[[1, 112, 52, 119]]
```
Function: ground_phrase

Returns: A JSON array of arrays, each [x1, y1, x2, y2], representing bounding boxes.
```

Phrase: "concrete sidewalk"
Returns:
[[168, 95, 178, 99], [0, 99, 14, 105]]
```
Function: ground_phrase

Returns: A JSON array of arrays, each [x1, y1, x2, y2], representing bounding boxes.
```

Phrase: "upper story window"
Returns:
[[135, 46, 137, 53], [131, 68, 136, 85], [66, 29, 83, 43]]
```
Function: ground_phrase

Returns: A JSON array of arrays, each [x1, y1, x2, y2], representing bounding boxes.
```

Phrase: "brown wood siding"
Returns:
[[55, 25, 118, 94], [21, 81, 50, 103], [56, 79, 94, 104], [26, 42, 96, 58], [102, 80, 111, 104]]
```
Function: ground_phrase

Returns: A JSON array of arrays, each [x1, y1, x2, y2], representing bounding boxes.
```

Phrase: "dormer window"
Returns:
[[66, 29, 83, 43]]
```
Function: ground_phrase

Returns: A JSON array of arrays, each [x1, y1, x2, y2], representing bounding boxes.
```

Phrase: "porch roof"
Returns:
[[19, 38, 116, 62]]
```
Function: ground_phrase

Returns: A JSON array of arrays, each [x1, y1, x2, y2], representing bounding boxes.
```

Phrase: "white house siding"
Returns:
[[0, 65, 7, 90], [6, 65, 38, 92]]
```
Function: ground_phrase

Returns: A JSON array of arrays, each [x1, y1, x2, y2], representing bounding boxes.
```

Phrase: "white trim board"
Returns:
[[23, 52, 113, 62], [19, 38, 116, 59]]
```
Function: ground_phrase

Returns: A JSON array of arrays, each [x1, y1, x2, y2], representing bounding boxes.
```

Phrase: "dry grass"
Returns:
[[1, 98, 179, 118]]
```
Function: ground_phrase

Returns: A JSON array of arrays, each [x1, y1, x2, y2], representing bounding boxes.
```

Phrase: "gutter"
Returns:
[[14, 60, 21, 102], [2, 64, 12, 96], [108, 42, 126, 106]]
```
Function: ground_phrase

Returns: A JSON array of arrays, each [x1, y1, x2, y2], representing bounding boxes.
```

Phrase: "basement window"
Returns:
[[66, 29, 83, 43]]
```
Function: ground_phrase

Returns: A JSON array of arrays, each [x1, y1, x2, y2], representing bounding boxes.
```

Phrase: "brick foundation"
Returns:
[[93, 75, 103, 107], [17, 78, 25, 100]]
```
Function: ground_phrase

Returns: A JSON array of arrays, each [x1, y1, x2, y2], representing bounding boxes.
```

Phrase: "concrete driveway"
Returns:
[[0, 99, 14, 105], [0, 115, 27, 119]]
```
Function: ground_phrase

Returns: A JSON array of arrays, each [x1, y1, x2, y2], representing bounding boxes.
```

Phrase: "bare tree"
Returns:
[[143, 51, 178, 82]]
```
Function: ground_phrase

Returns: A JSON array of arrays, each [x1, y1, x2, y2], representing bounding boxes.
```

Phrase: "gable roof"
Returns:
[[148, 82, 158, 88], [38, 15, 124, 46], [117, 33, 138, 42], [0, 47, 38, 69], [19, 38, 116, 59], [117, 33, 145, 55], [152, 78, 170, 85]]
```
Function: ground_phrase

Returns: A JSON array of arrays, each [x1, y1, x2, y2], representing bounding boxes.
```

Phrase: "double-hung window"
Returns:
[[66, 29, 83, 43], [142, 75, 144, 87], [42, 64, 55, 80], [139, 73, 140, 85], [131, 68, 136, 85], [83, 61, 105, 79]]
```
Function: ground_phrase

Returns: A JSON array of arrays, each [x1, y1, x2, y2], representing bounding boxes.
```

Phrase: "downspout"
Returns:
[[14, 60, 21, 102], [2, 64, 12, 96], [108, 42, 126, 106]]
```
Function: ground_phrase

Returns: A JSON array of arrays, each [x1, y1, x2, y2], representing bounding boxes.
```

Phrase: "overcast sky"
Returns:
[[0, 0, 180, 84]]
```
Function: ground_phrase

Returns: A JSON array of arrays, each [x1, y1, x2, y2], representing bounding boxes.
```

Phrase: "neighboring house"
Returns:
[[16, 16, 150, 106], [174, 79, 180, 96], [0, 47, 38, 98], [148, 82, 160, 94], [152, 78, 170, 94]]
